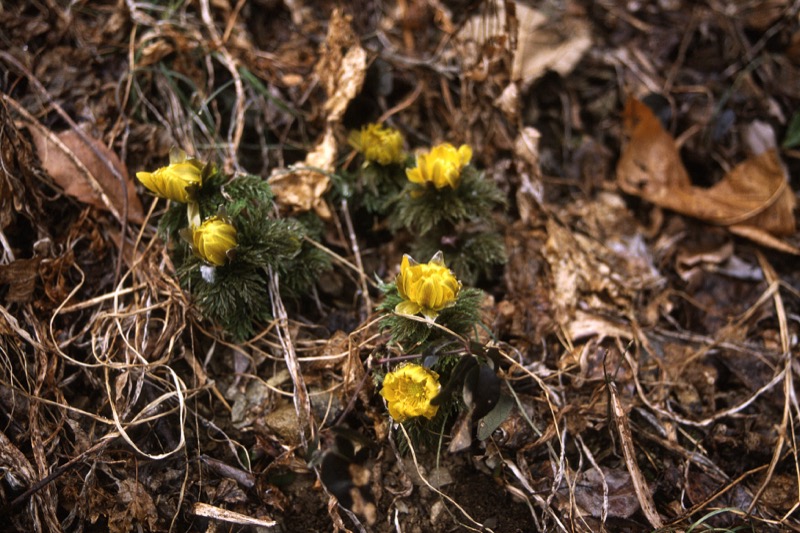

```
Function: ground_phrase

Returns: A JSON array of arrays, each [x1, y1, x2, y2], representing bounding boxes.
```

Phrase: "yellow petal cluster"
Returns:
[[136, 149, 203, 203], [191, 216, 237, 266], [406, 143, 472, 190], [380, 364, 440, 422], [395, 251, 460, 320], [348, 123, 406, 165]]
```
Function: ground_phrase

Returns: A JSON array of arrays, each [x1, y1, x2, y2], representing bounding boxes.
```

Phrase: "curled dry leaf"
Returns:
[[0, 257, 41, 303], [511, 4, 591, 86], [269, 10, 366, 219], [269, 129, 337, 219], [617, 98, 798, 254], [109, 479, 158, 533], [28, 127, 144, 224], [457, 2, 591, 87], [513, 127, 543, 225], [574, 467, 642, 519]]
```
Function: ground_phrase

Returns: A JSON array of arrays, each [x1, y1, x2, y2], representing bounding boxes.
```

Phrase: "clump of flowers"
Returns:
[[378, 250, 481, 347], [406, 143, 472, 191], [340, 123, 410, 216], [388, 140, 507, 285], [136, 149, 330, 341], [136, 148, 203, 203], [379, 364, 441, 422], [376, 251, 508, 438], [348, 123, 406, 166], [395, 252, 460, 320]]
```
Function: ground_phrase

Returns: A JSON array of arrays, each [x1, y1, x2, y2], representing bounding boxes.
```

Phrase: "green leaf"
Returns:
[[782, 111, 800, 149], [476, 393, 514, 441]]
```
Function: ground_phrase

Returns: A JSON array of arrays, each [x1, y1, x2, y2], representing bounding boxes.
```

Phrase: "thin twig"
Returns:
[[268, 267, 315, 448]]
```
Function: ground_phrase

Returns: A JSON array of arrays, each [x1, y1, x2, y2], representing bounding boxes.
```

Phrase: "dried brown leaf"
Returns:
[[269, 128, 336, 219], [617, 98, 798, 253], [323, 45, 367, 121], [543, 198, 661, 334], [270, 10, 366, 218], [456, 2, 591, 86], [109, 479, 158, 533], [136, 38, 175, 68], [0, 98, 42, 229], [29, 127, 144, 224], [314, 9, 358, 97], [513, 127, 543, 225], [574, 467, 641, 519], [753, 473, 799, 512], [512, 4, 591, 84], [0, 257, 40, 303]]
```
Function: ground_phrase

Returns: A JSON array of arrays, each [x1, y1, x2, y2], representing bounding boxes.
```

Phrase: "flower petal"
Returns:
[[395, 300, 422, 316], [393, 252, 460, 319], [379, 364, 440, 422], [404, 142, 472, 191]]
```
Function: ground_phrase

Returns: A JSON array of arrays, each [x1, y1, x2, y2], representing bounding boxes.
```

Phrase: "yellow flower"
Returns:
[[380, 364, 440, 422], [406, 143, 472, 190], [395, 251, 461, 320], [348, 123, 405, 165], [136, 148, 203, 203], [191, 216, 237, 266]]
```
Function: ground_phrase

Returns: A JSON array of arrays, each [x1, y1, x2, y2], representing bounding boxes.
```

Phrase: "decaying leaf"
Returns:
[[0, 99, 40, 230], [513, 127, 543, 225], [458, 2, 591, 86], [0, 257, 40, 303], [511, 4, 591, 86], [574, 467, 642, 519], [28, 126, 144, 224], [543, 194, 662, 336], [269, 9, 366, 219], [322, 47, 367, 122], [617, 98, 798, 253], [269, 129, 337, 219], [109, 479, 158, 533]]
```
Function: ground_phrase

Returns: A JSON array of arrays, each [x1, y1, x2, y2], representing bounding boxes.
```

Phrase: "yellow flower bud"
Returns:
[[136, 148, 203, 203], [395, 251, 461, 320], [380, 363, 440, 422], [348, 123, 406, 165], [406, 143, 472, 190], [191, 216, 237, 266]]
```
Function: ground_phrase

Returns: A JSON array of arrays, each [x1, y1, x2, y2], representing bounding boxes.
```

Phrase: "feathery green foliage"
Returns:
[[153, 163, 330, 340], [357, 162, 409, 215], [276, 216, 331, 299], [390, 166, 506, 235], [412, 230, 506, 286], [180, 262, 274, 341], [377, 283, 483, 348], [331, 161, 410, 216]]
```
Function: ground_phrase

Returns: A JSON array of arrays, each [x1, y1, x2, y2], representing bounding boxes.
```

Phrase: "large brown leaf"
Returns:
[[29, 127, 144, 224], [617, 98, 797, 253]]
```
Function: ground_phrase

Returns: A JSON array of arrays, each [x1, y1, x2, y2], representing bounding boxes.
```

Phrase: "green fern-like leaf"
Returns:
[[180, 261, 273, 341], [390, 166, 506, 235], [276, 214, 332, 299], [171, 172, 330, 338], [412, 231, 506, 285], [158, 201, 191, 241], [377, 283, 484, 347]]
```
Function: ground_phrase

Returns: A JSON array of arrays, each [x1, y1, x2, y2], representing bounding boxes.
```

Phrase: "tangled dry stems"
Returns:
[[1, 1, 799, 531]]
